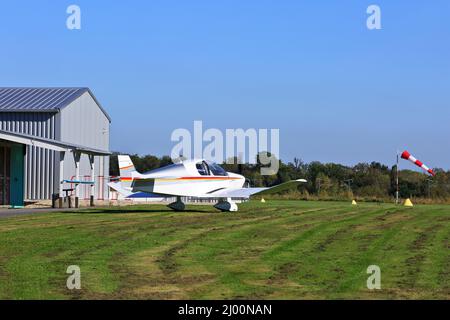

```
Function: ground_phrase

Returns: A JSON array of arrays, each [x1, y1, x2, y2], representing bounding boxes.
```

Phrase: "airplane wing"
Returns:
[[199, 179, 307, 199], [110, 178, 307, 199]]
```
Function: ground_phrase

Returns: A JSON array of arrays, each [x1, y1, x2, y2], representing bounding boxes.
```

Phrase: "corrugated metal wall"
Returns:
[[60, 92, 110, 200], [0, 91, 110, 201], [0, 112, 56, 200]]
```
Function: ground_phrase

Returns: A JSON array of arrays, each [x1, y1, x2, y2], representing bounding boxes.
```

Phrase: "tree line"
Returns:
[[110, 152, 450, 202]]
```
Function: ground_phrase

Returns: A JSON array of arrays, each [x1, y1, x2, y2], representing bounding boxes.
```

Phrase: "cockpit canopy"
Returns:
[[196, 161, 228, 176]]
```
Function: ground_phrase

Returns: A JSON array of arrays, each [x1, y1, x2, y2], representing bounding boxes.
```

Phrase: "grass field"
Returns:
[[0, 200, 448, 300]]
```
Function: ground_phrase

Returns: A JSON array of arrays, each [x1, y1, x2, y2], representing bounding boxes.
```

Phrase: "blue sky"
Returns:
[[0, 1, 449, 169]]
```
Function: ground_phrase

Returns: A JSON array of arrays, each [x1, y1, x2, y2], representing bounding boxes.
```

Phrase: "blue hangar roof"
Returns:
[[0, 87, 111, 122]]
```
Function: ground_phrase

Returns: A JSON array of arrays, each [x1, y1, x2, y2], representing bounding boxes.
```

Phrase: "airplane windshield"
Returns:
[[196, 162, 210, 176], [206, 161, 228, 176]]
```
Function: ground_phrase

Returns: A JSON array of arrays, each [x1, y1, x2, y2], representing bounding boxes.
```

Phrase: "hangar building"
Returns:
[[0, 87, 111, 207]]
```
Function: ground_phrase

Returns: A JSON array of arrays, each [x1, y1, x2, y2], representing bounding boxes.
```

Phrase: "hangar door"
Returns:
[[0, 146, 11, 205], [0, 144, 24, 207]]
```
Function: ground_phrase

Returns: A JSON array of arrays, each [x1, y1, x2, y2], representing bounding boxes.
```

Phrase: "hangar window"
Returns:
[[196, 161, 210, 176]]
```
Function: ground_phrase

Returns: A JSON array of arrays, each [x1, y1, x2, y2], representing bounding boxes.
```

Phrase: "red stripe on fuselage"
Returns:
[[177, 177, 240, 180], [119, 164, 134, 170], [120, 176, 240, 181]]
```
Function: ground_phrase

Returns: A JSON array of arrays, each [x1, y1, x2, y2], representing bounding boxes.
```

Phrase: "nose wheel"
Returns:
[[214, 198, 238, 212]]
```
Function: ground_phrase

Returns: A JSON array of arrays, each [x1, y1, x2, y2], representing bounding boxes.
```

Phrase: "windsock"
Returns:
[[401, 151, 435, 176]]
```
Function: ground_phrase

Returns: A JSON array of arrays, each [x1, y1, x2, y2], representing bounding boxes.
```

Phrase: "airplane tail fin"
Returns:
[[118, 155, 137, 188]]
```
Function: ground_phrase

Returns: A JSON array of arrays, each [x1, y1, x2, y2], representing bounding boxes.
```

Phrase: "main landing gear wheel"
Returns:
[[168, 196, 185, 211]]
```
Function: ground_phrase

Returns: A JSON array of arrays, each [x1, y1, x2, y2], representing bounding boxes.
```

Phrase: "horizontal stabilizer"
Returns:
[[109, 181, 170, 199], [108, 181, 133, 197]]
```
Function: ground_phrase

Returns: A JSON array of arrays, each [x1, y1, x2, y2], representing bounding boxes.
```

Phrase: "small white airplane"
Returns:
[[108, 155, 307, 212]]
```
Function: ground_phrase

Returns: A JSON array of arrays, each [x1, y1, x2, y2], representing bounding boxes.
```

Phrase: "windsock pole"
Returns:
[[396, 151, 399, 205]]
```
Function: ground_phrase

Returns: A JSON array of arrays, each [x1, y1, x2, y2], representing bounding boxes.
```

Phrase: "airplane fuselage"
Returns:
[[123, 160, 245, 197]]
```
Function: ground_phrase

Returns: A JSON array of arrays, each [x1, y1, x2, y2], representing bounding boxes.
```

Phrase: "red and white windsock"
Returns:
[[401, 151, 435, 176]]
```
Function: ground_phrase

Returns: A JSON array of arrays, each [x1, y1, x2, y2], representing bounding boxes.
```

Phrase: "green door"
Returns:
[[0, 146, 11, 205], [9, 144, 24, 207]]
